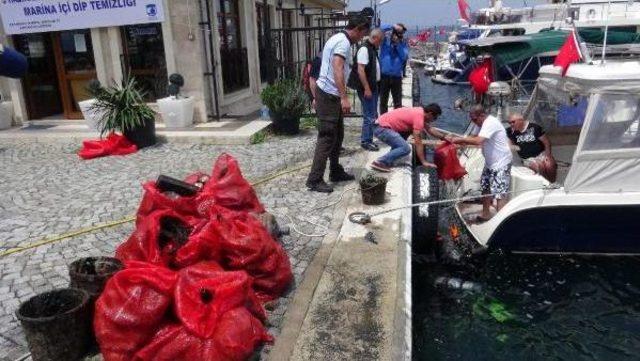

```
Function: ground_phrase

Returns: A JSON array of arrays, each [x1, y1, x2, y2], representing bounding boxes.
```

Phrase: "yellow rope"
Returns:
[[0, 162, 314, 258]]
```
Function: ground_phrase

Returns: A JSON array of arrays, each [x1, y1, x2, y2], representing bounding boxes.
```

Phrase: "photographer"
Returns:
[[379, 23, 409, 115]]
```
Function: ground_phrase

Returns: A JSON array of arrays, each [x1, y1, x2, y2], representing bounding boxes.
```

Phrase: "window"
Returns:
[[121, 23, 168, 102], [582, 94, 640, 151], [218, 0, 249, 93], [256, 2, 271, 83]]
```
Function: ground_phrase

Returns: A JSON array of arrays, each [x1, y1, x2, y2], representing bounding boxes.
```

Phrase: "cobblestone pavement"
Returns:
[[0, 120, 368, 360]]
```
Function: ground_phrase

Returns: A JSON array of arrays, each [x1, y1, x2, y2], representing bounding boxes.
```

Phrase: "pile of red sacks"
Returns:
[[94, 154, 293, 361]]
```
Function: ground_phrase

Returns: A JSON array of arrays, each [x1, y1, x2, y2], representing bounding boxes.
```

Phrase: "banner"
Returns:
[[0, 0, 165, 35]]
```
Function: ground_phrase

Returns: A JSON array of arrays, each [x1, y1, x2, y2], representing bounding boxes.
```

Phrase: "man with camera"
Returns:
[[379, 23, 409, 115]]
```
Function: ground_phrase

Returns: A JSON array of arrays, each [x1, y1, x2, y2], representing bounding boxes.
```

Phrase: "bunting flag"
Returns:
[[458, 0, 471, 22], [439, 27, 447, 36], [416, 30, 431, 43], [554, 31, 582, 76]]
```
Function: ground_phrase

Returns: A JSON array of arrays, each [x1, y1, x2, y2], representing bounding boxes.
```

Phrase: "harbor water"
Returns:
[[413, 72, 640, 361]]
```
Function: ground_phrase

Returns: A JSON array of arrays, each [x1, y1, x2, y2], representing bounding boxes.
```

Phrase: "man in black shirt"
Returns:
[[507, 113, 557, 182]]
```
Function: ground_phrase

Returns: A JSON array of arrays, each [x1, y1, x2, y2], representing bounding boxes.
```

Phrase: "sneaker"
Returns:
[[330, 171, 356, 182], [306, 181, 334, 193], [361, 142, 380, 152], [371, 161, 391, 172]]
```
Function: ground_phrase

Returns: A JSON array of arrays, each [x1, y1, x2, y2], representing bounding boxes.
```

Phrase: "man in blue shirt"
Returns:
[[306, 15, 371, 193], [379, 23, 409, 114]]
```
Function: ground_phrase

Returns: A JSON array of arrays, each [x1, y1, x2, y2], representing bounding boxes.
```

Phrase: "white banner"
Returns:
[[0, 0, 165, 35]]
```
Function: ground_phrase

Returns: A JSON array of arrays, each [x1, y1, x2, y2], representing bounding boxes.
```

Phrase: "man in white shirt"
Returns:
[[307, 15, 371, 193], [452, 105, 513, 221], [348, 28, 383, 151]]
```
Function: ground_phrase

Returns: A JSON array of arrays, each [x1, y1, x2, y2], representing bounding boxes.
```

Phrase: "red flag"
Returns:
[[439, 27, 447, 35], [458, 0, 471, 22], [469, 58, 493, 95], [554, 31, 582, 76]]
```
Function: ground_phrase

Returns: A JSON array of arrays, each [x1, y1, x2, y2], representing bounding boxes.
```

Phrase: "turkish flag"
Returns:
[[554, 31, 582, 76], [458, 0, 471, 22], [469, 58, 493, 95]]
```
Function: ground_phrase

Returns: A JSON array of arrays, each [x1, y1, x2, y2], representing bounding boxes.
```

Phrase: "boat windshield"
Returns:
[[581, 94, 640, 152]]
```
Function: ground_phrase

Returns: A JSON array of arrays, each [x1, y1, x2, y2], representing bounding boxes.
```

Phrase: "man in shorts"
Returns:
[[452, 105, 513, 222]]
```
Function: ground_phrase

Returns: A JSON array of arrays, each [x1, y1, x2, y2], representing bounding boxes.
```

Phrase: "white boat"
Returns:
[[444, 60, 640, 255]]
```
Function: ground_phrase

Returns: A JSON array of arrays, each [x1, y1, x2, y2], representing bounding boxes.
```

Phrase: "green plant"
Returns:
[[300, 116, 318, 129], [250, 129, 268, 144], [90, 78, 155, 137], [260, 79, 308, 119]]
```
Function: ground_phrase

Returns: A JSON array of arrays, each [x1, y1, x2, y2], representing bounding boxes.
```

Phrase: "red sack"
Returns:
[[212, 208, 293, 302], [78, 133, 137, 160], [136, 182, 200, 224], [116, 210, 195, 268], [434, 142, 467, 181], [198, 154, 265, 214], [94, 262, 178, 361], [132, 262, 271, 361], [171, 220, 223, 269]]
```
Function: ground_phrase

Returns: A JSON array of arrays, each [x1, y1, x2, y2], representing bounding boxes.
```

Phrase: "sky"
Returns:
[[347, 0, 548, 27]]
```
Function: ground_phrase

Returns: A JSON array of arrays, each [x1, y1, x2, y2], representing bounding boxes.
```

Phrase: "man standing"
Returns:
[[506, 113, 557, 182], [306, 16, 371, 193], [452, 105, 513, 222], [379, 23, 409, 114], [348, 28, 384, 152], [371, 104, 446, 172]]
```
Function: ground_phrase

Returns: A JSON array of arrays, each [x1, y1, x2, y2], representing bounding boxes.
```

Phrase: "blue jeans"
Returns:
[[358, 89, 378, 145], [374, 126, 411, 166]]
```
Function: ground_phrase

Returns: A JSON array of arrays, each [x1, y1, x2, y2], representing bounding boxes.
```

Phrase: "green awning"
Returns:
[[578, 28, 640, 45], [462, 30, 570, 66]]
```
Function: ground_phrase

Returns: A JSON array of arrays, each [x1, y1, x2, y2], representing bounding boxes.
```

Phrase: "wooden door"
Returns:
[[13, 33, 63, 119], [52, 30, 97, 119]]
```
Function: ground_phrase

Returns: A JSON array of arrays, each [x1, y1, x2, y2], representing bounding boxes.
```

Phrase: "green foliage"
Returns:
[[250, 129, 268, 144], [300, 116, 318, 129], [90, 78, 156, 137], [260, 79, 308, 119]]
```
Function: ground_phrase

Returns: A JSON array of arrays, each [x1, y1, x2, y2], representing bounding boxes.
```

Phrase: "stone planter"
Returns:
[[0, 101, 14, 130], [78, 98, 103, 132], [157, 96, 195, 129]]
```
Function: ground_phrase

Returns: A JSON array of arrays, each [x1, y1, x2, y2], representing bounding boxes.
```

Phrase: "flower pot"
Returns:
[[16, 288, 92, 361], [157, 96, 195, 129], [124, 116, 156, 149], [68, 257, 123, 298], [0, 101, 14, 130], [360, 176, 388, 205], [271, 113, 300, 135], [78, 98, 104, 131]]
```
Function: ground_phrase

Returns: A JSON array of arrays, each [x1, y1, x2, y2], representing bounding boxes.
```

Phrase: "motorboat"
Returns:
[[440, 60, 640, 255]]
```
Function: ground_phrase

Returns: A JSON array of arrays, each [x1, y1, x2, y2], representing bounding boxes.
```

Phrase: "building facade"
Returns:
[[0, 0, 346, 125]]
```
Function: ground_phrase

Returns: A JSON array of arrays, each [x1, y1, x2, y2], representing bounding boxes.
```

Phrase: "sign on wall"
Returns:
[[0, 0, 165, 35]]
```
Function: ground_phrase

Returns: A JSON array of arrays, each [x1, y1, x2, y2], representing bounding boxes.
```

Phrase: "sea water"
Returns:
[[413, 72, 640, 361]]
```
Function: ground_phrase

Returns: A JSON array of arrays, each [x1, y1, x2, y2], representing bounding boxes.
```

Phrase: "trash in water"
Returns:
[[472, 296, 514, 323]]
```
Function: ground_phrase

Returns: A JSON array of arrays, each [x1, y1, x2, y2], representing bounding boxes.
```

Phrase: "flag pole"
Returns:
[[601, 0, 612, 64]]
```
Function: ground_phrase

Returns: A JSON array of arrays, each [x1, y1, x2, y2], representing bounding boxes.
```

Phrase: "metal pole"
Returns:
[[602, 0, 611, 64]]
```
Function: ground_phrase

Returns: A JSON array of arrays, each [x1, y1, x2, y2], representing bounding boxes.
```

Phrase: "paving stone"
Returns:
[[0, 120, 365, 359]]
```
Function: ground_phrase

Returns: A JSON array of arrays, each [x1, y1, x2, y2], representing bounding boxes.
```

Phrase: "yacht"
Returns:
[[440, 60, 640, 255]]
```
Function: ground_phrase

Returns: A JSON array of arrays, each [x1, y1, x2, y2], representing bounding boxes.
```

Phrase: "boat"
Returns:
[[438, 60, 640, 255]]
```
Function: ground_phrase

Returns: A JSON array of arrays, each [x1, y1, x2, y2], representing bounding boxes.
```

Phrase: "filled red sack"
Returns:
[[94, 262, 178, 361], [210, 207, 293, 302], [136, 182, 200, 224], [197, 154, 265, 214], [78, 133, 137, 160], [434, 142, 467, 181], [132, 262, 271, 361], [116, 209, 196, 268]]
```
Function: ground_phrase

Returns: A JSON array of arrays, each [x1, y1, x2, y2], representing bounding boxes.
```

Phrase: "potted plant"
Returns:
[[157, 73, 195, 129], [78, 79, 104, 131], [0, 93, 13, 130], [91, 77, 157, 149], [260, 79, 307, 135]]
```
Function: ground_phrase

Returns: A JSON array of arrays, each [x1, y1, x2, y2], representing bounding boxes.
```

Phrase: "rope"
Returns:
[[348, 185, 559, 225]]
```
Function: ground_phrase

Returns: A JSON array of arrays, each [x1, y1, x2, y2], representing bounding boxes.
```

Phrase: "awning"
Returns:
[[461, 30, 570, 66], [578, 28, 640, 46]]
